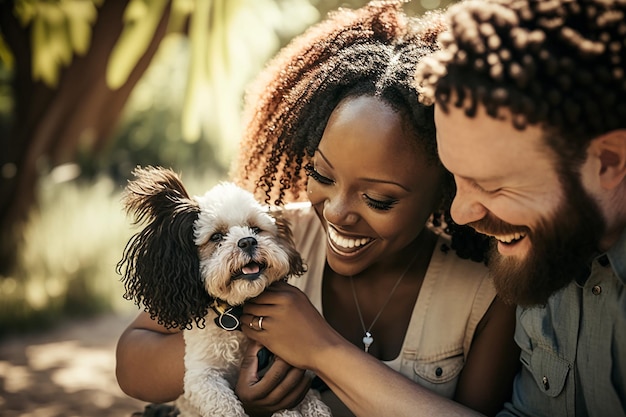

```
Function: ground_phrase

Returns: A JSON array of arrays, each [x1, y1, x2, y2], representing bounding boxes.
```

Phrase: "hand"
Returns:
[[236, 341, 312, 416], [241, 281, 344, 371]]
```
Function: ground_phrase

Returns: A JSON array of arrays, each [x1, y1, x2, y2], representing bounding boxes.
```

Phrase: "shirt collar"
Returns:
[[606, 226, 626, 285]]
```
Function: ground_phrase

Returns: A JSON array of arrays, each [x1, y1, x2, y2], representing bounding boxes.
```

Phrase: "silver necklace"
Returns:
[[349, 252, 419, 353]]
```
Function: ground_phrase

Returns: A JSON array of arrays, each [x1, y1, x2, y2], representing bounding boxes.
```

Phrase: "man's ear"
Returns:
[[590, 129, 626, 190]]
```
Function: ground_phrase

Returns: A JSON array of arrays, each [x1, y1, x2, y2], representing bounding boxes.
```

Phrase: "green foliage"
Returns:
[[8, 0, 320, 153], [106, 0, 169, 89], [179, 0, 319, 144], [0, 34, 14, 69], [79, 33, 232, 181], [14, 0, 102, 86], [0, 169, 222, 336], [0, 174, 131, 335], [0, 60, 12, 116], [80, 0, 320, 176]]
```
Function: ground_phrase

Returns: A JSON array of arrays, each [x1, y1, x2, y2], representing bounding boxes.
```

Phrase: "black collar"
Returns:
[[210, 299, 243, 331]]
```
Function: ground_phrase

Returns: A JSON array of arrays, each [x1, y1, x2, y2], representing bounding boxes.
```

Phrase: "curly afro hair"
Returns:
[[232, 0, 490, 263], [416, 0, 626, 163]]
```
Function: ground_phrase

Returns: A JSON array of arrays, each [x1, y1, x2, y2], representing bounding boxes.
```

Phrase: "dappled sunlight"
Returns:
[[0, 174, 139, 334], [0, 314, 147, 417], [0, 362, 31, 393], [28, 341, 116, 393]]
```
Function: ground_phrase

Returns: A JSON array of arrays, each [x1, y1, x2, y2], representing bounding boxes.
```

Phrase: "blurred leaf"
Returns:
[[48, 7, 73, 67], [181, 0, 211, 142], [182, 0, 318, 151], [167, 0, 195, 34], [30, 9, 61, 85], [0, 35, 14, 69], [63, 0, 99, 55], [14, 0, 100, 87], [106, 0, 169, 90], [13, 0, 37, 26]]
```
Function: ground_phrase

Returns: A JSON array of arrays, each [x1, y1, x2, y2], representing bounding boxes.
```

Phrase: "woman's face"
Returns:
[[307, 95, 445, 276]]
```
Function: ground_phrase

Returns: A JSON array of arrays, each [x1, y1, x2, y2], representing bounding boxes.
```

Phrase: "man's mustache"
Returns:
[[467, 213, 529, 238]]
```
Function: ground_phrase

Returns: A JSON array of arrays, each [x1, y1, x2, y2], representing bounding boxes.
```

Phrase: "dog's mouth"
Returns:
[[231, 262, 266, 281]]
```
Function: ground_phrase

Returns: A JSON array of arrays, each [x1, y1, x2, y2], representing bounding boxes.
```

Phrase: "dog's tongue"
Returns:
[[242, 263, 260, 275]]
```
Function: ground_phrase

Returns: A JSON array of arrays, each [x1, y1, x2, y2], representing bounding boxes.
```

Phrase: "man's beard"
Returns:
[[470, 170, 605, 307]]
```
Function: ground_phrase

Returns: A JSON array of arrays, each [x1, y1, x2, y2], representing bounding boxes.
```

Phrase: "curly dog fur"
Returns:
[[117, 166, 331, 417]]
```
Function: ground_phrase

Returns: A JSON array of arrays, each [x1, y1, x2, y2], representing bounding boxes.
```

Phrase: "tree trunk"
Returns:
[[0, 1, 171, 274]]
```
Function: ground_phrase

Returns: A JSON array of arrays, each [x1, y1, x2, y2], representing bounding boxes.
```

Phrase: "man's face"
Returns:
[[435, 103, 604, 306]]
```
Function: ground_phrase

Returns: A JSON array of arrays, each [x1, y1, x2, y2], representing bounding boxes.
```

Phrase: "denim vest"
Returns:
[[498, 228, 626, 417]]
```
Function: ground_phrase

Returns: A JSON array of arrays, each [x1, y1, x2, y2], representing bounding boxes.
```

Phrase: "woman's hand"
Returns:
[[242, 281, 481, 417], [241, 281, 344, 371], [235, 342, 312, 416]]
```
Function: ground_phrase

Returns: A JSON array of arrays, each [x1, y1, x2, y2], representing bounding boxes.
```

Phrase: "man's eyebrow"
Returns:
[[457, 174, 505, 191]]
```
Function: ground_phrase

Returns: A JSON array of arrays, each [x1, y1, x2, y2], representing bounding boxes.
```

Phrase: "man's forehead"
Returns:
[[434, 103, 549, 178]]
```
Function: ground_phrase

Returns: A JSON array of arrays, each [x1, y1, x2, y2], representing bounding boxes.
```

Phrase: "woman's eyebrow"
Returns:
[[317, 150, 410, 192], [316, 149, 334, 169], [361, 177, 411, 192]]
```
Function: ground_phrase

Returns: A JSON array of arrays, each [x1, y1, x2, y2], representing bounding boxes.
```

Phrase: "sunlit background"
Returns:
[[0, 0, 455, 415]]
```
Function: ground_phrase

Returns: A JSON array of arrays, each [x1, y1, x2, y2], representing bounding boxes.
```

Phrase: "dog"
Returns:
[[117, 166, 332, 417]]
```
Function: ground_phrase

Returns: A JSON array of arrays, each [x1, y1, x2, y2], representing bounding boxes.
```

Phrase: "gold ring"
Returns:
[[257, 316, 264, 331], [249, 317, 256, 329]]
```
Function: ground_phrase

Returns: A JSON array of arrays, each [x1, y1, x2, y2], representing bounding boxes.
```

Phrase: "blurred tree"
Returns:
[[0, 0, 171, 274], [0, 0, 319, 275], [0, 0, 156, 275], [0, 0, 452, 275]]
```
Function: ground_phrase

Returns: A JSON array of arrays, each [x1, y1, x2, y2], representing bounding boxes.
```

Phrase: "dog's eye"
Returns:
[[210, 233, 224, 242], [250, 226, 261, 234]]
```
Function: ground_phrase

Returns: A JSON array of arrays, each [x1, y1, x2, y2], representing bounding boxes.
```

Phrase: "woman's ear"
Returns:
[[590, 129, 626, 190]]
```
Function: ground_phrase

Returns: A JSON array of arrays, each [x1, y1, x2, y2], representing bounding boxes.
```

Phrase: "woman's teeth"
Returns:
[[328, 227, 371, 249]]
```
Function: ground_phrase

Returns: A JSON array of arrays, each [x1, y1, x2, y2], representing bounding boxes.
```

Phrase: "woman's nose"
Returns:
[[323, 195, 359, 227]]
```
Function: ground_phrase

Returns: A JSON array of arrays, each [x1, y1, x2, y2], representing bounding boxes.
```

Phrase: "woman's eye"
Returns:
[[305, 163, 334, 186], [210, 233, 224, 242], [364, 195, 397, 211]]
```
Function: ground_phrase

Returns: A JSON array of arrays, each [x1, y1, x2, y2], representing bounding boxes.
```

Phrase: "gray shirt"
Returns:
[[498, 228, 626, 417]]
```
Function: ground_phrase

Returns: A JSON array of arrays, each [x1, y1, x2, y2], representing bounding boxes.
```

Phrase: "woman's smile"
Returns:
[[307, 95, 446, 277], [327, 226, 374, 256]]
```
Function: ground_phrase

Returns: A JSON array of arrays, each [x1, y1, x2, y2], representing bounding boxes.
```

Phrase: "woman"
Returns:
[[117, 2, 519, 416]]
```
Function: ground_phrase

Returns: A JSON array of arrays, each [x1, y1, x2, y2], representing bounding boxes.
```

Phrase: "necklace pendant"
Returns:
[[362, 331, 374, 353]]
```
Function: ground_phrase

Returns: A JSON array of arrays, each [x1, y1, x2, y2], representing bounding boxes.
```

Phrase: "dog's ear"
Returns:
[[272, 209, 307, 278], [117, 166, 212, 329]]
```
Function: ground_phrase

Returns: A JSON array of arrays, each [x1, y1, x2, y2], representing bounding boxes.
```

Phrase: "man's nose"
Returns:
[[450, 181, 487, 225]]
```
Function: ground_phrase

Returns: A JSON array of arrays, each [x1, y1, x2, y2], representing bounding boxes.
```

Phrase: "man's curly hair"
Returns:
[[232, 0, 490, 262], [415, 0, 626, 163]]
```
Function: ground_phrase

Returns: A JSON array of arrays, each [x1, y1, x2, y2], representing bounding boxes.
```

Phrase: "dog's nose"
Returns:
[[238, 237, 257, 254]]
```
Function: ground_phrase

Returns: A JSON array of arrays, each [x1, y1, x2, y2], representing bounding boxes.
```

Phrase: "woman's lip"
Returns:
[[327, 227, 374, 256]]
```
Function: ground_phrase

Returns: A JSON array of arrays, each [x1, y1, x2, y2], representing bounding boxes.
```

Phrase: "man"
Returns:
[[415, 0, 626, 415]]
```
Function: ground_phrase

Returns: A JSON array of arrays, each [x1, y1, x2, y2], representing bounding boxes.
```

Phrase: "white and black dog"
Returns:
[[117, 166, 331, 417]]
